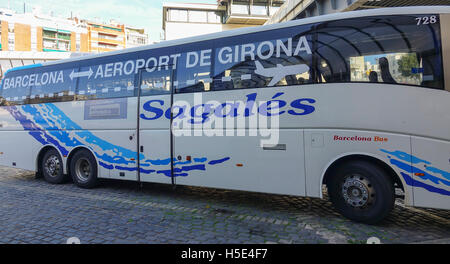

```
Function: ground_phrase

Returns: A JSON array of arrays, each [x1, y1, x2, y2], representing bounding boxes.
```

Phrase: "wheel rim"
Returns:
[[75, 158, 91, 182], [44, 155, 61, 178], [341, 174, 375, 208]]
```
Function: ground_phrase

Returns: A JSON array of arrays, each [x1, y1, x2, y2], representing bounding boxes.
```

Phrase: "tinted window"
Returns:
[[77, 63, 136, 100], [140, 68, 172, 96], [1, 70, 32, 105], [29, 67, 77, 104], [212, 23, 315, 91], [315, 15, 444, 89], [1, 64, 78, 105], [175, 49, 213, 93]]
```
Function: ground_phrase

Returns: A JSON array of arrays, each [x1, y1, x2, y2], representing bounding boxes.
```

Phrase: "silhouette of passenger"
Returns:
[[187, 81, 204, 93], [379, 57, 397, 84], [369, 71, 378, 83]]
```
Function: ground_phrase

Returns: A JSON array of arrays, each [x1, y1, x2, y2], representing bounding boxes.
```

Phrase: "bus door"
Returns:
[[137, 67, 174, 184]]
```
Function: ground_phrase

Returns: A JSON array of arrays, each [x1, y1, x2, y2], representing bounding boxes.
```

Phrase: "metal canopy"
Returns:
[[353, 0, 450, 10]]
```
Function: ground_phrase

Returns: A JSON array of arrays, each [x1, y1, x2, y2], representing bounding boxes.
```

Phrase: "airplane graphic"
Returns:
[[254, 60, 310, 87]]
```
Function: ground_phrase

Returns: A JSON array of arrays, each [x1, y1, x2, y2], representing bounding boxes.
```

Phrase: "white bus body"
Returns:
[[0, 6, 449, 223]]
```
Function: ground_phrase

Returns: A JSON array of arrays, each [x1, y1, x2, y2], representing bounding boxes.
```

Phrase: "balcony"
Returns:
[[224, 0, 284, 25]]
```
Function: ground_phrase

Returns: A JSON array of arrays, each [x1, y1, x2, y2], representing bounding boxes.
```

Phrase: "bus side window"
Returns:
[[140, 69, 172, 96], [315, 15, 444, 90], [212, 29, 314, 90], [29, 68, 77, 104], [1, 73, 31, 106], [77, 64, 136, 100], [175, 51, 212, 94]]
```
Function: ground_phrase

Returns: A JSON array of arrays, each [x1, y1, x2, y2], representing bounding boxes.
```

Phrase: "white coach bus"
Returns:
[[0, 6, 449, 224]]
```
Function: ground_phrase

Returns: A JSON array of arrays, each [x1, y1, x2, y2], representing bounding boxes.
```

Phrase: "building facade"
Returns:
[[221, 0, 285, 24], [0, 8, 149, 53], [0, 8, 88, 53], [83, 19, 126, 53], [162, 1, 285, 41], [0, 8, 149, 79], [125, 26, 149, 48]]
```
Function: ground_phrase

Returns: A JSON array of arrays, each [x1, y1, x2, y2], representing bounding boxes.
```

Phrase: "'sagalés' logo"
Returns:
[[140, 92, 316, 124]]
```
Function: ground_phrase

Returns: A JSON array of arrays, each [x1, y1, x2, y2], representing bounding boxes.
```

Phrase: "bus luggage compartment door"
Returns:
[[410, 136, 450, 210]]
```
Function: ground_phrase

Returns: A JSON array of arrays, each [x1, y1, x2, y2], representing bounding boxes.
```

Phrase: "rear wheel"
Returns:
[[327, 160, 395, 224], [70, 149, 99, 188], [41, 149, 68, 184]]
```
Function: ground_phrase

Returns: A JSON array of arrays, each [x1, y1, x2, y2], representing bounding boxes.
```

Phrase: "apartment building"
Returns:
[[0, 8, 88, 52], [0, 8, 148, 79], [83, 19, 126, 53], [0, 8, 148, 53]]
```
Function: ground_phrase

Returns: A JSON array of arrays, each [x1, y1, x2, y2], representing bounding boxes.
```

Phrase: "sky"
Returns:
[[0, 0, 216, 42]]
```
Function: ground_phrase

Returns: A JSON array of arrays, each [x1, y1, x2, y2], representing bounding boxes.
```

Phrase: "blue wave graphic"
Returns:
[[380, 149, 450, 196], [5, 103, 231, 177], [6, 106, 70, 155], [426, 167, 450, 181], [380, 149, 430, 164], [400, 172, 450, 196], [209, 157, 231, 165]]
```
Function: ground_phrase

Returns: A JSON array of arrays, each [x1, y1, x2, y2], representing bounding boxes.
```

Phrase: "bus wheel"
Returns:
[[41, 149, 67, 184], [70, 149, 99, 188], [327, 160, 395, 224]]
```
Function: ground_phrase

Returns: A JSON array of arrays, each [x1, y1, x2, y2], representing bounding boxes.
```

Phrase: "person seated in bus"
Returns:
[[285, 75, 299, 86], [379, 57, 397, 84], [194, 81, 205, 92], [369, 71, 378, 83]]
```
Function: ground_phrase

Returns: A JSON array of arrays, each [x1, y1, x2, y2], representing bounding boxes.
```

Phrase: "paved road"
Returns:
[[0, 166, 449, 244]]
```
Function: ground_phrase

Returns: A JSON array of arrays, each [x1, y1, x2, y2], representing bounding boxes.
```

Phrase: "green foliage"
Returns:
[[397, 53, 420, 79]]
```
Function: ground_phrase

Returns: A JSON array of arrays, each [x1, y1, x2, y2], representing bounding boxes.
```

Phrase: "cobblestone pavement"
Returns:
[[0, 166, 449, 244]]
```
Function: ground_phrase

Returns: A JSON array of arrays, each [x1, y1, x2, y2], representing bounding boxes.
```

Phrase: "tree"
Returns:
[[397, 53, 420, 80]]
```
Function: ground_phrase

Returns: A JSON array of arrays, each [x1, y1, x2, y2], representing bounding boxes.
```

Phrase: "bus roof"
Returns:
[[7, 5, 450, 72]]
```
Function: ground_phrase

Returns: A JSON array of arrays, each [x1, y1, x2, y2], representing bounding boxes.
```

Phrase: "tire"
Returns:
[[327, 160, 395, 224], [41, 148, 68, 184], [70, 149, 99, 188]]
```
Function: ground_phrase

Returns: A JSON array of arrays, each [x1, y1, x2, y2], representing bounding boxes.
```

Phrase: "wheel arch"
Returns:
[[66, 146, 99, 176], [320, 152, 406, 200], [35, 145, 65, 174]]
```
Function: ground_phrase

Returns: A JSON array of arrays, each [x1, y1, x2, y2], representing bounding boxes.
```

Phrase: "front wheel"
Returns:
[[327, 160, 395, 224], [70, 149, 99, 188], [41, 148, 68, 184]]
